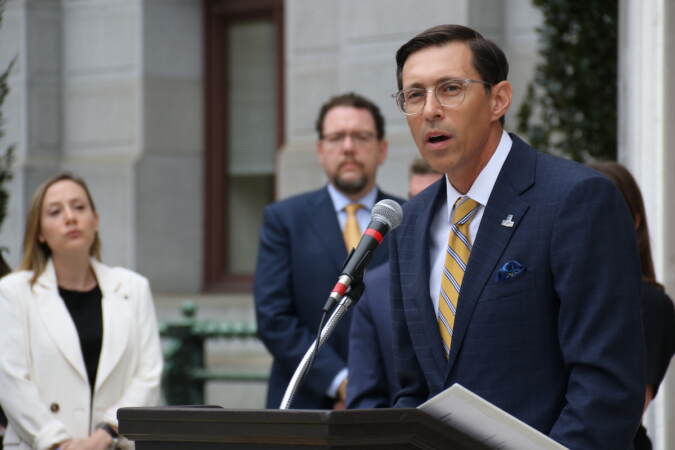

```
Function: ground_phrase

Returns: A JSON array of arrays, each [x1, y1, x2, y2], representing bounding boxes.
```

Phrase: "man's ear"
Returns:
[[490, 80, 512, 123], [316, 139, 325, 164], [377, 139, 389, 165]]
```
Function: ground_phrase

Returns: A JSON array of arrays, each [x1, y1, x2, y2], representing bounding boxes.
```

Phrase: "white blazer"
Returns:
[[0, 259, 163, 450]]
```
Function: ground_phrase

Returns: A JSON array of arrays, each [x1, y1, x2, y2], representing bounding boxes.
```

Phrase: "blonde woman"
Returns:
[[0, 173, 162, 450]]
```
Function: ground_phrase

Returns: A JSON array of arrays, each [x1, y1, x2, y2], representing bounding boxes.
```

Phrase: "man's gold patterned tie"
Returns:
[[437, 196, 480, 357], [343, 203, 363, 250]]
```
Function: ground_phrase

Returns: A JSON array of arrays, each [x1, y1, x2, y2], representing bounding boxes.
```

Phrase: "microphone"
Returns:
[[282, 199, 402, 409], [325, 199, 403, 309]]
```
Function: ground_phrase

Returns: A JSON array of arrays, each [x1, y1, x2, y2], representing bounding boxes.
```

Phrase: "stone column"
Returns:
[[619, 0, 675, 448], [0, 0, 63, 266], [135, 0, 203, 292], [62, 0, 203, 292], [502, 0, 542, 127], [61, 0, 143, 269], [2, 0, 204, 292]]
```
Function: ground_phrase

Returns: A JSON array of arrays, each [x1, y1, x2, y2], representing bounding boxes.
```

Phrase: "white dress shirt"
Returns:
[[428, 131, 512, 314], [327, 183, 378, 233]]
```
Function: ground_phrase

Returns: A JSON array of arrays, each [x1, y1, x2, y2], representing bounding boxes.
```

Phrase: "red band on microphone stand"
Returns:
[[364, 228, 384, 243], [331, 281, 348, 296]]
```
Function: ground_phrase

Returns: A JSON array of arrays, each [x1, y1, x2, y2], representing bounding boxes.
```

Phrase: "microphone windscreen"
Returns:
[[372, 199, 403, 230]]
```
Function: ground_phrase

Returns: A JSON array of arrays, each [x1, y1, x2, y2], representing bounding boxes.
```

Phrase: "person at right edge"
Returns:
[[388, 24, 645, 449], [589, 161, 675, 450]]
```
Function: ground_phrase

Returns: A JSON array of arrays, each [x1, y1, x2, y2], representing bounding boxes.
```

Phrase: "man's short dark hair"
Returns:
[[315, 92, 385, 140], [396, 25, 509, 126], [409, 157, 440, 177], [396, 24, 509, 91]]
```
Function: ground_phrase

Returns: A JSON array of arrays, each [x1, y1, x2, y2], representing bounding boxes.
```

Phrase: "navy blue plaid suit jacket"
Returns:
[[390, 134, 645, 449]]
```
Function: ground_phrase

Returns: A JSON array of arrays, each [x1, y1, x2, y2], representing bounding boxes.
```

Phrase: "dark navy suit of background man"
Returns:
[[388, 25, 644, 449], [255, 93, 403, 409]]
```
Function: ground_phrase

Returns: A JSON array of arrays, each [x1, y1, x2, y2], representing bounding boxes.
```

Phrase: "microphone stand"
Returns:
[[279, 280, 365, 410]]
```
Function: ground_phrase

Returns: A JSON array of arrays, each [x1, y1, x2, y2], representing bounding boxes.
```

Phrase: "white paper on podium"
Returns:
[[418, 383, 568, 450]]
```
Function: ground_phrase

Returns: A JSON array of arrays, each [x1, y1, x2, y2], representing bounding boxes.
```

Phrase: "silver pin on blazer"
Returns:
[[501, 214, 515, 227]]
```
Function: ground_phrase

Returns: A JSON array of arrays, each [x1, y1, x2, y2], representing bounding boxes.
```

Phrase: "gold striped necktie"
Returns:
[[437, 196, 480, 358], [343, 203, 363, 251]]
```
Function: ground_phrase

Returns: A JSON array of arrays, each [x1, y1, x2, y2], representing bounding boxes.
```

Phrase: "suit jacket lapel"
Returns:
[[404, 179, 449, 379], [93, 260, 131, 392], [307, 187, 349, 271], [445, 136, 535, 377], [35, 260, 89, 382]]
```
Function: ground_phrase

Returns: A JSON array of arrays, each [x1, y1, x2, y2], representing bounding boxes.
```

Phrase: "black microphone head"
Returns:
[[372, 199, 403, 230]]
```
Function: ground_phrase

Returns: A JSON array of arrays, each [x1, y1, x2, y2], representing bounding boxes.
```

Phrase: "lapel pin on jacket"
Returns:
[[501, 214, 515, 227]]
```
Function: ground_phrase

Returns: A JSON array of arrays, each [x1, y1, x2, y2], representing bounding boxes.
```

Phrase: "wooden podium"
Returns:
[[118, 406, 491, 449]]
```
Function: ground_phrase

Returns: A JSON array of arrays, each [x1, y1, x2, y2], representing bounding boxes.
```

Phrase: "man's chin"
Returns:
[[334, 176, 368, 196]]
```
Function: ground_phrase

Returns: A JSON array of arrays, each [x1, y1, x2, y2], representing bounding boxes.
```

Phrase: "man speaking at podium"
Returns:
[[255, 93, 403, 410], [388, 25, 644, 449]]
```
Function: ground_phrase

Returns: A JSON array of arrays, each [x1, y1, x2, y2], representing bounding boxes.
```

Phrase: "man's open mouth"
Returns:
[[427, 134, 450, 143]]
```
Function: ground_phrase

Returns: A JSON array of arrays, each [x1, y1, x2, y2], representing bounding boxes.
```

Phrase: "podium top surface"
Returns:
[[118, 406, 492, 449]]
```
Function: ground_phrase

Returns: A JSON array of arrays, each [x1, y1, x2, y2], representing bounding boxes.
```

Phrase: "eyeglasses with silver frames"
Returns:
[[392, 78, 492, 116], [321, 131, 377, 146]]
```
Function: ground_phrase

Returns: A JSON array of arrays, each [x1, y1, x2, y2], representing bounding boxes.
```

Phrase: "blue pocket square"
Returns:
[[496, 260, 524, 282]]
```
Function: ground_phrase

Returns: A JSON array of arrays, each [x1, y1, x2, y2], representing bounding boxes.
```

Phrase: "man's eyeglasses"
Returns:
[[321, 131, 377, 146], [392, 78, 492, 116]]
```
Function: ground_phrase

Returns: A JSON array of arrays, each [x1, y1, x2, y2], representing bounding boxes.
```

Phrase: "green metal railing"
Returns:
[[160, 301, 268, 405]]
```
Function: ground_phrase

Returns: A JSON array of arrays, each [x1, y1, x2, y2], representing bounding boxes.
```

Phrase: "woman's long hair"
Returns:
[[588, 161, 657, 284], [19, 173, 101, 285]]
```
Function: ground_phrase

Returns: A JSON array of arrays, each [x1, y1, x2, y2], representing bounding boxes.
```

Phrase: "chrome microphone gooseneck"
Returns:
[[279, 288, 359, 410]]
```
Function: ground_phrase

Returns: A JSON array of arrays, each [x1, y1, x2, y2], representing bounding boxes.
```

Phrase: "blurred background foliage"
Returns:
[[0, 0, 12, 431], [516, 0, 618, 162], [0, 0, 15, 277]]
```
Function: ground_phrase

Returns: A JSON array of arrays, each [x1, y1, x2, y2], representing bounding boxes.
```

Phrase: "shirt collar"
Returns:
[[445, 130, 512, 219], [327, 183, 378, 213]]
